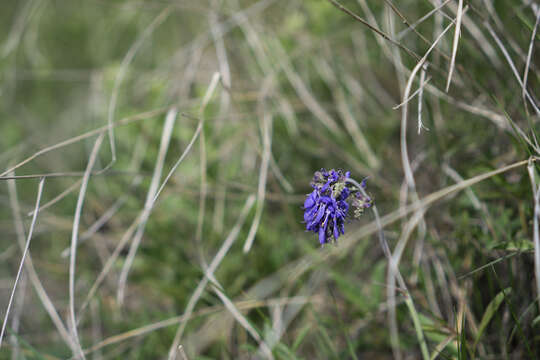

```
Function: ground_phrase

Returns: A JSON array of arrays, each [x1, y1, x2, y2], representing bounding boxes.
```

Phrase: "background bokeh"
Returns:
[[0, 0, 539, 358]]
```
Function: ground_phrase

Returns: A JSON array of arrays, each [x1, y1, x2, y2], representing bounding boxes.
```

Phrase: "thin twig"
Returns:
[[327, 0, 421, 61]]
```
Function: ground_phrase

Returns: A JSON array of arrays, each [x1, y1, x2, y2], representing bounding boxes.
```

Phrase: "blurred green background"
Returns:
[[1, 0, 539, 358]]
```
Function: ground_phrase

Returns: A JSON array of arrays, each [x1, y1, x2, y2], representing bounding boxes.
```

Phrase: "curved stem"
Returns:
[[345, 177, 430, 360], [346, 178, 390, 261]]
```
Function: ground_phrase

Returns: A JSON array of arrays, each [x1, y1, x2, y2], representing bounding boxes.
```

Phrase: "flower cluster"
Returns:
[[351, 179, 373, 218], [303, 169, 372, 245]]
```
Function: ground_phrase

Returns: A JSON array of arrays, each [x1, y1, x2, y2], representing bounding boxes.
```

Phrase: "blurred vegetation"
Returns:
[[0, 0, 539, 359]]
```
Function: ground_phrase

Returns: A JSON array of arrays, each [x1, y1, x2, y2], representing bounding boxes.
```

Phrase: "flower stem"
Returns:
[[346, 177, 430, 360]]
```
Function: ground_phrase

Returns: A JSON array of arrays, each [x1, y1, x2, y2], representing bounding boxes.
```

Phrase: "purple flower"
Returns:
[[351, 180, 372, 218], [303, 169, 353, 244]]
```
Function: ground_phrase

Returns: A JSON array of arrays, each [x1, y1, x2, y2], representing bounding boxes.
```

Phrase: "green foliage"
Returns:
[[1, 0, 539, 358]]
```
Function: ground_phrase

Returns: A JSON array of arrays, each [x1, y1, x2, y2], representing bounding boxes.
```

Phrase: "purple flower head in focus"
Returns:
[[303, 169, 372, 245]]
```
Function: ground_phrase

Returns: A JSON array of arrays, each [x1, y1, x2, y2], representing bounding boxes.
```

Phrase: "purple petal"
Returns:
[[304, 191, 316, 209], [309, 205, 326, 228], [360, 178, 368, 188], [304, 206, 317, 223], [319, 227, 327, 244]]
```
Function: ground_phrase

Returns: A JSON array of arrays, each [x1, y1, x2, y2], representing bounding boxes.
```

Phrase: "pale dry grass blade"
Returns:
[[90, 300, 103, 360], [69, 134, 106, 360], [399, 14, 458, 225], [28, 179, 82, 216], [176, 345, 189, 360], [406, 154, 428, 283], [347, 177, 429, 360], [168, 194, 256, 359], [443, 164, 482, 209], [61, 196, 127, 258], [200, 72, 221, 109], [388, 208, 427, 285], [418, 65, 428, 134], [384, 0, 451, 63], [421, 257, 443, 318], [7, 176, 78, 354], [211, 284, 274, 359], [269, 154, 293, 193], [424, 83, 513, 131], [445, 0, 463, 91], [329, 0, 421, 61], [209, 5, 232, 115], [153, 73, 221, 205], [392, 76, 432, 110], [172, 43, 203, 103], [430, 335, 455, 360], [8, 272, 26, 360], [243, 110, 272, 253], [385, 2, 407, 106], [2, 0, 43, 58], [61, 136, 147, 258], [79, 111, 206, 316], [210, 7, 232, 235], [355, 0, 399, 70], [485, 22, 540, 115], [527, 160, 540, 312], [523, 10, 540, 113], [429, 0, 501, 68], [226, 5, 297, 194], [243, 72, 274, 253], [270, 39, 342, 136], [230, 0, 273, 73], [315, 58, 380, 168], [258, 272, 325, 356], [116, 108, 178, 305], [193, 71, 223, 267], [397, 0, 453, 40], [106, 6, 173, 164], [0, 177, 44, 351], [82, 296, 311, 356], [79, 217, 139, 319], [167, 0, 277, 86], [484, 0, 539, 72], [0, 106, 170, 178]]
